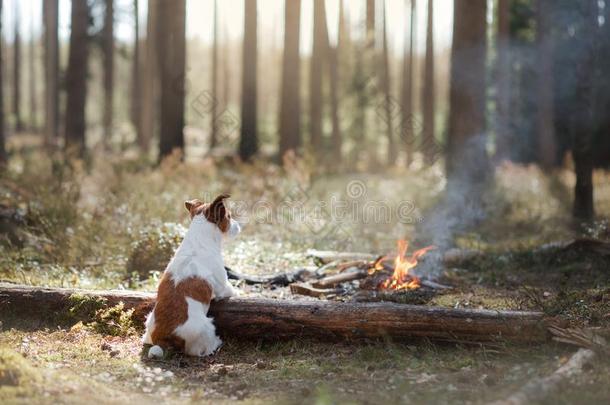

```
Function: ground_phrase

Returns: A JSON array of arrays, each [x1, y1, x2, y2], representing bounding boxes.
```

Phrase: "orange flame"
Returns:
[[378, 240, 435, 290]]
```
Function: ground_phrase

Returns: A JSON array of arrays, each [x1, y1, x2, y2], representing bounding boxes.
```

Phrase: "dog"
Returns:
[[142, 194, 240, 358]]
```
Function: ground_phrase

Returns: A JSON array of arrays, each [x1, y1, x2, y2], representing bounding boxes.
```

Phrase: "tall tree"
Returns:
[[131, 0, 141, 139], [571, 0, 598, 220], [157, 0, 186, 159], [536, 0, 556, 168], [64, 0, 90, 158], [278, 0, 301, 159], [139, 0, 159, 152], [422, 0, 435, 165], [0, 0, 6, 165], [495, 0, 510, 161], [401, 0, 416, 166], [309, 0, 326, 152], [43, 0, 59, 143], [102, 0, 114, 146], [13, 3, 22, 132], [209, 0, 219, 149], [28, 13, 38, 131], [447, 0, 488, 180], [380, 1, 395, 165], [328, 0, 343, 161], [239, 0, 258, 161]]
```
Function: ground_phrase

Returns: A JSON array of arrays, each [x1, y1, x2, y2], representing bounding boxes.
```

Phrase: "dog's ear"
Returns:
[[210, 193, 231, 213], [184, 199, 203, 215], [208, 194, 230, 227]]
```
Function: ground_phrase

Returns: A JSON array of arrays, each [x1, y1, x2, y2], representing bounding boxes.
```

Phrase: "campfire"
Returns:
[[369, 240, 436, 291], [266, 239, 448, 303]]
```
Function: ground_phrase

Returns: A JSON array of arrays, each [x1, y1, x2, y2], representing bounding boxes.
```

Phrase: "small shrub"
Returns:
[[67, 294, 108, 322], [88, 302, 138, 337], [126, 222, 186, 280]]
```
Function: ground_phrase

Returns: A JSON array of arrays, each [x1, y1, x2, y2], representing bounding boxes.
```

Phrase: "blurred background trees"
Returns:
[[0, 0, 608, 222]]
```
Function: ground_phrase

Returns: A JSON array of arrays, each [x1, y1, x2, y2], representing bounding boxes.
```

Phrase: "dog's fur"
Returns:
[[142, 194, 240, 357]]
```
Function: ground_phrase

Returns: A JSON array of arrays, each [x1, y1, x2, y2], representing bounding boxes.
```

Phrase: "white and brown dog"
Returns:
[[143, 194, 240, 358]]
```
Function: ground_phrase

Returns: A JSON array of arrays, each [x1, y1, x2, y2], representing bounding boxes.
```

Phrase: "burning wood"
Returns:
[[367, 240, 436, 291]]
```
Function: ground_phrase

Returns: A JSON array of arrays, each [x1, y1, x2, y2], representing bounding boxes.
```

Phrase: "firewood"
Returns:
[[488, 348, 596, 405], [289, 283, 342, 298], [311, 269, 368, 288], [225, 266, 316, 286], [0, 283, 551, 343]]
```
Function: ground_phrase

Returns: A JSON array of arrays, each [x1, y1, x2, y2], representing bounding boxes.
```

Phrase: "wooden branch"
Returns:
[[289, 283, 342, 298], [306, 249, 376, 264], [489, 348, 596, 405], [0, 283, 551, 343], [225, 266, 315, 286], [311, 269, 368, 288]]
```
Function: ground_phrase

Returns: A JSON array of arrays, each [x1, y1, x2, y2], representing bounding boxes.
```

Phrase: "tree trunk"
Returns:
[[380, 2, 395, 165], [239, 0, 258, 161], [309, 0, 326, 154], [0, 0, 5, 165], [571, 1, 597, 221], [330, 0, 346, 162], [209, 0, 219, 150], [157, 0, 186, 160], [102, 0, 114, 147], [28, 13, 38, 132], [139, 0, 159, 153], [495, 0, 511, 162], [43, 0, 59, 144], [447, 0, 488, 182], [402, 0, 416, 166], [278, 0, 301, 160], [13, 3, 23, 132], [536, 0, 556, 169], [64, 0, 90, 158], [0, 283, 551, 344], [131, 0, 141, 140], [422, 0, 435, 165]]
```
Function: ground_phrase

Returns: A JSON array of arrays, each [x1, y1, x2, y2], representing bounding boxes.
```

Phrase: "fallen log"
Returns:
[[489, 348, 596, 405], [0, 283, 551, 343]]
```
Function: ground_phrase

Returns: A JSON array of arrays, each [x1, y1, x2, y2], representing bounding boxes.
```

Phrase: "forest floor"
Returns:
[[1, 138, 610, 403]]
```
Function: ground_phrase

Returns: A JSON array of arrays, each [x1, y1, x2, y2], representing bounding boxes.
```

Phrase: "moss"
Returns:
[[87, 303, 138, 337], [0, 348, 41, 401], [67, 294, 108, 322]]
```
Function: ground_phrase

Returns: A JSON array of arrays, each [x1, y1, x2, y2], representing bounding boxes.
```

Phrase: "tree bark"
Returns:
[[13, 3, 23, 132], [239, 0, 258, 161], [43, 0, 59, 144], [536, 0, 556, 169], [157, 0, 186, 160], [209, 0, 219, 150], [495, 0, 511, 162], [402, 0, 416, 166], [28, 13, 38, 132], [422, 0, 435, 165], [139, 0, 159, 153], [102, 0, 114, 147], [309, 0, 326, 154], [0, 283, 551, 344], [447, 0, 488, 183], [0, 0, 5, 165], [64, 0, 90, 158], [278, 0, 301, 160]]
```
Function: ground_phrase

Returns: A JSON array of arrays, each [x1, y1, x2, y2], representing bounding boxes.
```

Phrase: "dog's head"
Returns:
[[184, 194, 241, 237]]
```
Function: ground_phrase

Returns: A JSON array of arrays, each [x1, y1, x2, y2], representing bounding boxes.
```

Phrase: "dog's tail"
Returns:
[[148, 345, 164, 359]]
